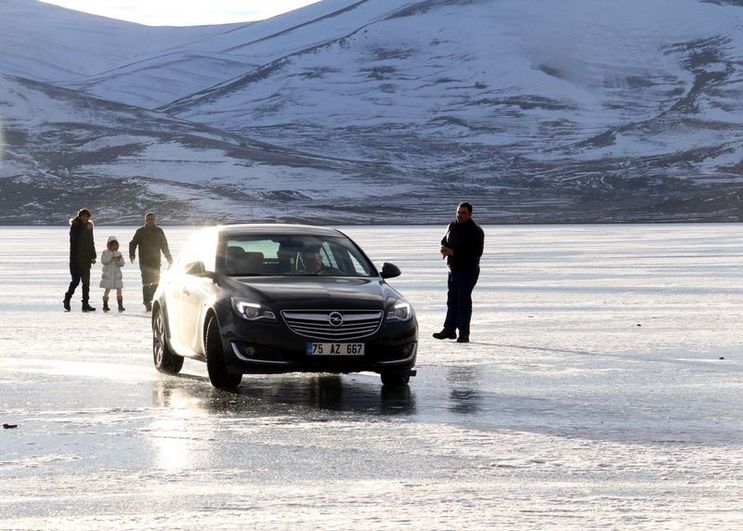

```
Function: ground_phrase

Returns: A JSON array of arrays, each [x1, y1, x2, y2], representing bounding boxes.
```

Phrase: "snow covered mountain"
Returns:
[[1, 0, 743, 224]]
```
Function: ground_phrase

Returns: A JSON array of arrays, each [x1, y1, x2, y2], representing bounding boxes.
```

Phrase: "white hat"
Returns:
[[107, 235, 119, 243]]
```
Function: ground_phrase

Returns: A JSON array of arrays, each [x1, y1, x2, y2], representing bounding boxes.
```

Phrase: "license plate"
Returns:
[[307, 342, 365, 356]]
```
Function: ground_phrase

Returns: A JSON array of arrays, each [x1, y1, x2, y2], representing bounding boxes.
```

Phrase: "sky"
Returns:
[[40, 0, 322, 26]]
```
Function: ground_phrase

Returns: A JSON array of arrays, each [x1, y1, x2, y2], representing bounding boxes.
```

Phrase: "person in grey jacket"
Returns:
[[129, 212, 173, 312]]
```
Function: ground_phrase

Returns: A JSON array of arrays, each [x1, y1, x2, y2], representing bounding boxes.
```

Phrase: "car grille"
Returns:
[[281, 310, 384, 341]]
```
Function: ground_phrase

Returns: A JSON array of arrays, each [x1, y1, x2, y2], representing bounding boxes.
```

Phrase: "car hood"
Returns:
[[222, 276, 395, 309]]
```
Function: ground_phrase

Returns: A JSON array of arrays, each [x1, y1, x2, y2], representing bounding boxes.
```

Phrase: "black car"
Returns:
[[152, 224, 418, 389]]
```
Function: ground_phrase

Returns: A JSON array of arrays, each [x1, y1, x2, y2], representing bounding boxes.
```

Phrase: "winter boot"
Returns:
[[432, 329, 457, 340], [102, 298, 110, 312], [117, 297, 125, 313], [63, 295, 71, 312], [81, 300, 96, 312]]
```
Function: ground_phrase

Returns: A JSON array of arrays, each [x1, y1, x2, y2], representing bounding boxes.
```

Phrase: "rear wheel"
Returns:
[[153, 308, 184, 374], [380, 370, 410, 387], [205, 316, 242, 389]]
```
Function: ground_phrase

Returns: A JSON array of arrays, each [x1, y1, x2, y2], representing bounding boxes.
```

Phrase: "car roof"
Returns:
[[215, 223, 344, 238]]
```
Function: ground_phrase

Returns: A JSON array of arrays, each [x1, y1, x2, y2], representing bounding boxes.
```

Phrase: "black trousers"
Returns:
[[443, 267, 480, 338], [140, 265, 161, 305], [66, 262, 91, 302]]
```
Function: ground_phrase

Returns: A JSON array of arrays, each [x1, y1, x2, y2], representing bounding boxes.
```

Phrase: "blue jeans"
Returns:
[[443, 267, 480, 338]]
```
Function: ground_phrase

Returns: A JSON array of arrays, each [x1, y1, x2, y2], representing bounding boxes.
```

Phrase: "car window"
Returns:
[[175, 229, 218, 273], [222, 234, 374, 277]]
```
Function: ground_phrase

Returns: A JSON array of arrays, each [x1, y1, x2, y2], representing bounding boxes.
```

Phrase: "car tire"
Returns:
[[205, 316, 242, 389], [153, 307, 184, 374], [380, 370, 410, 387]]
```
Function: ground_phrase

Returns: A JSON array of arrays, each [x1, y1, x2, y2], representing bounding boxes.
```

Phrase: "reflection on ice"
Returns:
[[446, 366, 482, 415], [149, 417, 190, 471], [151, 374, 417, 417]]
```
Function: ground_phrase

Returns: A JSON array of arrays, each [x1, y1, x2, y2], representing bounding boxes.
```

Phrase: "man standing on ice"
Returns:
[[129, 212, 173, 312], [433, 201, 484, 343]]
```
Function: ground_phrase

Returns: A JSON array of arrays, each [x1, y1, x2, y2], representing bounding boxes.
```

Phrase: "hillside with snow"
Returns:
[[1, 0, 743, 224]]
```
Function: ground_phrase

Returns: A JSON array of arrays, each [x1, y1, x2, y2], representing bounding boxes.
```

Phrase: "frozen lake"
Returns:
[[2, 224, 743, 529]]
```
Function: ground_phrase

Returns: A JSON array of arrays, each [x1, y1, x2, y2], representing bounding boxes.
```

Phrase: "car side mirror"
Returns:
[[380, 262, 401, 279], [185, 261, 216, 280]]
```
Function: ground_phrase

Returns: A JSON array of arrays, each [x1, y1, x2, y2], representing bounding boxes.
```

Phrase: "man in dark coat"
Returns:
[[129, 212, 173, 312], [63, 208, 97, 312], [434, 202, 484, 343]]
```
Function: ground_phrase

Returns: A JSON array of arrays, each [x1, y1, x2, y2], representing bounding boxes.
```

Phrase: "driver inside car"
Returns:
[[298, 248, 326, 274]]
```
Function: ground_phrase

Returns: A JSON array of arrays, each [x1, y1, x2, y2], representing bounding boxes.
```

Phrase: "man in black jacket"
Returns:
[[129, 212, 173, 312], [63, 208, 97, 312], [434, 202, 484, 343]]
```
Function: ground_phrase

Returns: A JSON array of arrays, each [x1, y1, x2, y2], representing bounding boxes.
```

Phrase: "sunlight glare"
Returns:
[[148, 381, 212, 471], [151, 418, 190, 471]]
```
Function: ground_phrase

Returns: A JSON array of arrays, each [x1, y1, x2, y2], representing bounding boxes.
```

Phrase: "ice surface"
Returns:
[[1, 224, 743, 528]]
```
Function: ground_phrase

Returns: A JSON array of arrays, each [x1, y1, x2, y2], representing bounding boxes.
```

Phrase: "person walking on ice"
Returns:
[[128, 212, 173, 312], [63, 208, 97, 312], [100, 235, 126, 313]]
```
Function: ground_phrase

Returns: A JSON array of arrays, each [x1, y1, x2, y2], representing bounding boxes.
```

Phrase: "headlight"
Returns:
[[231, 298, 276, 321], [387, 300, 413, 322]]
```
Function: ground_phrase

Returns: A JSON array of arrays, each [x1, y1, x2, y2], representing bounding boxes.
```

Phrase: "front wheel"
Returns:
[[380, 370, 410, 387], [205, 316, 242, 389], [153, 308, 184, 374]]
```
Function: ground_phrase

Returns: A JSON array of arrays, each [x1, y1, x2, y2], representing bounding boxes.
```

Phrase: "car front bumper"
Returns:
[[222, 316, 418, 375]]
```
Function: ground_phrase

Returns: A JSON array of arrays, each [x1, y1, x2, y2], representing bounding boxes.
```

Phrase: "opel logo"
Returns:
[[328, 312, 344, 327]]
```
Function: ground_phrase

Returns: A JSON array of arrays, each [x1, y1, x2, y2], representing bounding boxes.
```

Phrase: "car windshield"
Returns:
[[222, 234, 375, 277]]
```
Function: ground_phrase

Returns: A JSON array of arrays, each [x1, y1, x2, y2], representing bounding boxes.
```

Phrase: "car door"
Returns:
[[178, 231, 218, 355], [159, 258, 187, 354], [179, 262, 215, 355]]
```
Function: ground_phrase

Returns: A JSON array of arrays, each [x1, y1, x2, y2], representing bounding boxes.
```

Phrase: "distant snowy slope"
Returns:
[[163, 0, 743, 173], [1, 0, 743, 224], [0, 72, 412, 224], [59, 0, 415, 108], [0, 0, 231, 82]]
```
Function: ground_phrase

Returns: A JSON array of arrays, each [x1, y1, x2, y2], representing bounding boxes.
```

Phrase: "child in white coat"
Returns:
[[100, 236, 125, 312]]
